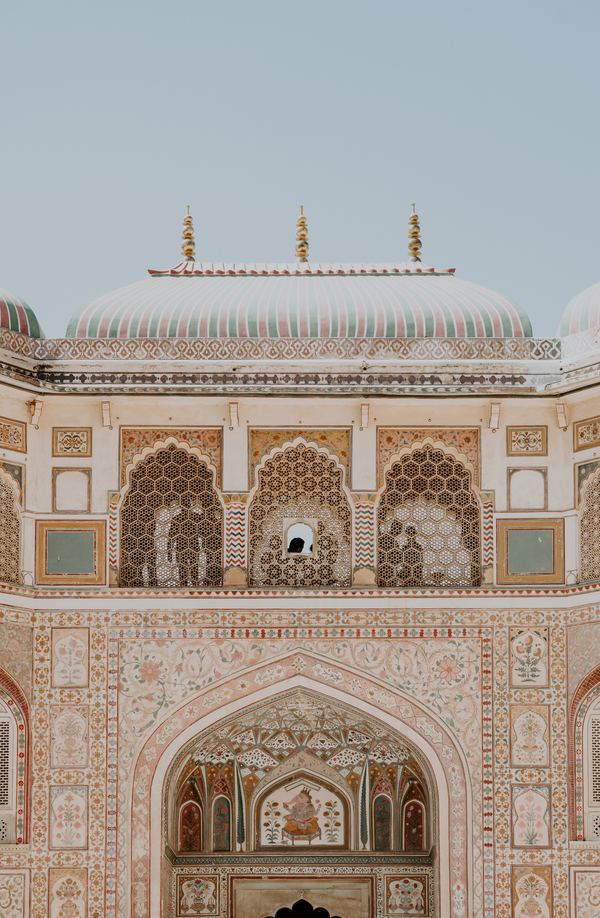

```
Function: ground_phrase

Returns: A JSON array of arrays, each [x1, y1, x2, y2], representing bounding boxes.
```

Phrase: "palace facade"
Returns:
[[1, 209, 600, 917]]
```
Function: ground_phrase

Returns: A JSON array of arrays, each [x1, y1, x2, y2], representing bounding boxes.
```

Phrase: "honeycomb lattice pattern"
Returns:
[[377, 445, 481, 587], [120, 444, 223, 587], [0, 471, 20, 584], [249, 443, 352, 587], [581, 468, 600, 582]]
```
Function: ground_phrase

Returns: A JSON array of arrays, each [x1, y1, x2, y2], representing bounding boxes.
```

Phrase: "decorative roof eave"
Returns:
[[0, 327, 560, 363], [147, 261, 457, 277]]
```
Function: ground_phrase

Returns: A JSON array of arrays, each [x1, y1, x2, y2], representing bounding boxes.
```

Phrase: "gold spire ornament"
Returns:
[[408, 203, 422, 262], [295, 205, 309, 262], [181, 205, 196, 261]]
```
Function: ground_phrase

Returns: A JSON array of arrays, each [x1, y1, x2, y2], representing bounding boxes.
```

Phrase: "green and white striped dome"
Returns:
[[0, 288, 44, 338], [66, 262, 532, 339]]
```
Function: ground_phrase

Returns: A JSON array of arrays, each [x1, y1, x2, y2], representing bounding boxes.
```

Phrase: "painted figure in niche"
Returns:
[[179, 802, 202, 852], [512, 711, 549, 766], [399, 526, 424, 585], [373, 794, 392, 850], [514, 872, 550, 918], [282, 788, 322, 843], [404, 800, 425, 851], [387, 877, 426, 915], [212, 796, 231, 851], [168, 495, 205, 587]]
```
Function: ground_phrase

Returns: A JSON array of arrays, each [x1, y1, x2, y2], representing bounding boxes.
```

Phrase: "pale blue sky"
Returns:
[[1, 0, 599, 337]]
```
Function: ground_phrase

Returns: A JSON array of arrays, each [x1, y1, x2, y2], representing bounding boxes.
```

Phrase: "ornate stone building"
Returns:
[[1, 207, 600, 917]]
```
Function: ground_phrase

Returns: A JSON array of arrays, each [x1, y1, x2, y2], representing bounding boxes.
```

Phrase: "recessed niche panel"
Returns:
[[52, 468, 91, 513], [507, 468, 547, 511], [497, 518, 564, 585], [36, 520, 106, 585]]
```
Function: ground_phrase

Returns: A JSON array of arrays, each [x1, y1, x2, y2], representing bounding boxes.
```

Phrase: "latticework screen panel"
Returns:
[[590, 717, 600, 805], [377, 445, 481, 587], [581, 468, 600, 582], [120, 445, 223, 587], [0, 716, 14, 844], [249, 443, 352, 587], [0, 471, 20, 583]]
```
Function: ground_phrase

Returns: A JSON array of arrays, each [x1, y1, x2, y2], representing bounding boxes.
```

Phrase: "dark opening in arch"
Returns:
[[266, 900, 342, 918]]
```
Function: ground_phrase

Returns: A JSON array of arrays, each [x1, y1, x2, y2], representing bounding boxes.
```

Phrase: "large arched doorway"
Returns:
[[162, 688, 437, 917]]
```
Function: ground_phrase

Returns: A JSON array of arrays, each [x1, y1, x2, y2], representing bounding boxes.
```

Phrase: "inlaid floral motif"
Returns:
[[0, 873, 26, 918], [49, 785, 88, 849], [512, 866, 552, 917], [50, 706, 89, 769], [51, 628, 89, 688], [176, 876, 218, 916], [48, 868, 87, 918], [510, 706, 550, 767], [573, 868, 600, 917], [510, 628, 549, 687], [511, 785, 551, 847]]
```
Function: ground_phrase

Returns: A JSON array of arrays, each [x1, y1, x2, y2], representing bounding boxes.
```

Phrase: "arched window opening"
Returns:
[[179, 801, 203, 853], [0, 700, 17, 843], [249, 443, 352, 587], [372, 794, 393, 851], [378, 445, 481, 587], [0, 469, 21, 584], [212, 795, 232, 852], [580, 467, 600, 582], [584, 698, 600, 840], [119, 444, 223, 588]]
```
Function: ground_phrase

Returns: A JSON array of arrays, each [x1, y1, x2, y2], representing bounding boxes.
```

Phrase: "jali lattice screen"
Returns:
[[581, 467, 600, 582], [249, 443, 352, 587], [377, 445, 481, 587], [0, 469, 20, 583], [119, 444, 223, 587]]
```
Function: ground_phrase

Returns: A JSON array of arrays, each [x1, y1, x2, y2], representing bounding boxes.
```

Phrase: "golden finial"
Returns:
[[408, 203, 422, 262], [181, 205, 196, 261], [295, 205, 309, 262]]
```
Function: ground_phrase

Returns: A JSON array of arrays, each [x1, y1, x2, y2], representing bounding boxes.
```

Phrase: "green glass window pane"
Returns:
[[46, 531, 95, 574], [507, 529, 554, 575]]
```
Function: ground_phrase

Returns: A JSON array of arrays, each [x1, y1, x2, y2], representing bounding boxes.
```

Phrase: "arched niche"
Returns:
[[118, 441, 224, 588], [178, 800, 203, 853], [377, 442, 481, 587], [211, 794, 232, 852], [254, 769, 351, 850], [248, 440, 352, 587]]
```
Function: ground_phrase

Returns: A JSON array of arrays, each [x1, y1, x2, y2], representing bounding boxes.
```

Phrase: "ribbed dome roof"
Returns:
[[559, 282, 600, 336], [66, 262, 532, 340], [0, 288, 43, 338]]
